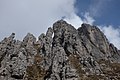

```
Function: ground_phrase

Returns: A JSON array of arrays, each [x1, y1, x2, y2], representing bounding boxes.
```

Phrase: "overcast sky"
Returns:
[[0, 0, 120, 49]]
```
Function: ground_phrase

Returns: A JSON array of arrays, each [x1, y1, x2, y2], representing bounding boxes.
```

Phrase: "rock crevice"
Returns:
[[0, 20, 120, 80]]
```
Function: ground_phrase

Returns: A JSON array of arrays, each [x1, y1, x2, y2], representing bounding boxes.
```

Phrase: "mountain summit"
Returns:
[[0, 20, 120, 80]]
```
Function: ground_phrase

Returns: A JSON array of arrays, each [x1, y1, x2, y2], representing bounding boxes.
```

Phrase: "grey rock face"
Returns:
[[0, 20, 120, 80]]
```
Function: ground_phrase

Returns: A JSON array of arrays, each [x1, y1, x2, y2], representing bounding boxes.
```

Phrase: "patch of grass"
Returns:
[[98, 59, 110, 66], [25, 54, 46, 80], [25, 64, 46, 80], [68, 54, 85, 78], [110, 63, 120, 74]]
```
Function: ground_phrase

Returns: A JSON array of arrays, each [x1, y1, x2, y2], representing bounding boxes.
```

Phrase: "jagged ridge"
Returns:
[[0, 20, 120, 80]]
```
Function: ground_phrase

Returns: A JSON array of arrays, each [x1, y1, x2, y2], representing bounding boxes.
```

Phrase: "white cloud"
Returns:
[[83, 12, 95, 25], [99, 25, 120, 49], [0, 0, 79, 40], [64, 13, 83, 29], [64, 12, 95, 29]]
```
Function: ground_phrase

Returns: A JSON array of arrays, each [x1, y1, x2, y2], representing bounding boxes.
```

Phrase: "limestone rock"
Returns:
[[0, 20, 120, 80]]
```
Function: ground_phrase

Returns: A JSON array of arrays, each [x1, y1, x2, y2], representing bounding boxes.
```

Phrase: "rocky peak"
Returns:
[[78, 23, 110, 54], [0, 20, 120, 80]]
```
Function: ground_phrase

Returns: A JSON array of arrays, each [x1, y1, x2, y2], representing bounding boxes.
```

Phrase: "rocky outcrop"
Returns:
[[0, 20, 120, 80]]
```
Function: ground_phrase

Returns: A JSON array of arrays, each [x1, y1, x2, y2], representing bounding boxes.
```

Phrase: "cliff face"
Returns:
[[0, 20, 120, 80]]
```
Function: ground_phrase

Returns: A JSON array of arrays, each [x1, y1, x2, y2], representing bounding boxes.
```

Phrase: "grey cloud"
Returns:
[[0, 0, 77, 40]]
